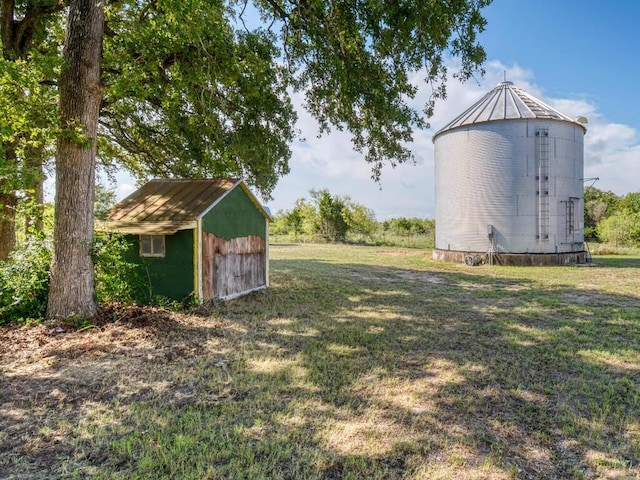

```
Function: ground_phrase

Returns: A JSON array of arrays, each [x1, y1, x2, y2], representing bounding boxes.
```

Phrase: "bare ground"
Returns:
[[0, 304, 229, 478]]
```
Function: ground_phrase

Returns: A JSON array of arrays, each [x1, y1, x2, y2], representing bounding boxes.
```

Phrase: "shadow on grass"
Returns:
[[593, 256, 640, 269], [2, 255, 639, 479]]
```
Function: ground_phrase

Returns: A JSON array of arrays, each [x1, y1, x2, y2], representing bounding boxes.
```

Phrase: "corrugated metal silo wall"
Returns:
[[434, 120, 584, 254]]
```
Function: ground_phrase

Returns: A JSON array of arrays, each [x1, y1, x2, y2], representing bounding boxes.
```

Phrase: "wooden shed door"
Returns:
[[202, 232, 266, 300]]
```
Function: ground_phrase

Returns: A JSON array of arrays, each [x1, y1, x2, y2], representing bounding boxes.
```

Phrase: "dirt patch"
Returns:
[[1, 304, 189, 368], [0, 304, 229, 478]]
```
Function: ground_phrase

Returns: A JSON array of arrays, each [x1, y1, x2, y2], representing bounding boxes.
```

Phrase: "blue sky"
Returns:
[[112, 0, 640, 220], [480, 0, 640, 131]]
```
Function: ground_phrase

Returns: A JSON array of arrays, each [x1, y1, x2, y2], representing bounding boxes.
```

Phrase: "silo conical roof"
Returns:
[[433, 81, 586, 140]]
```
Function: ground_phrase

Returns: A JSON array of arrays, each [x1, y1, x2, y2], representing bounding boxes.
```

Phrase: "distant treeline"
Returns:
[[585, 186, 640, 246], [270, 189, 434, 248]]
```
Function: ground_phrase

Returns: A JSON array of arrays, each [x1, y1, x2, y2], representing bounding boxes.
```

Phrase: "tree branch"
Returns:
[[263, 0, 288, 21], [1, 0, 16, 58], [2, 0, 64, 58]]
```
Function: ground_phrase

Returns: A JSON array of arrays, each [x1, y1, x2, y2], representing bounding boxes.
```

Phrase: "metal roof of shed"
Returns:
[[98, 178, 270, 234], [433, 81, 587, 140]]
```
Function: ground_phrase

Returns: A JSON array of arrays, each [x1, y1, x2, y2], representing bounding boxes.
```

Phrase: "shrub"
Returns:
[[0, 236, 51, 323], [597, 210, 640, 247], [0, 233, 153, 324], [93, 233, 148, 304]]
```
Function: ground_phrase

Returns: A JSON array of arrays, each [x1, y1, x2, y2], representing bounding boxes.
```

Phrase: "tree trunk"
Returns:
[[0, 142, 18, 261], [0, 191, 16, 261], [0, 142, 17, 261], [46, 0, 103, 320]]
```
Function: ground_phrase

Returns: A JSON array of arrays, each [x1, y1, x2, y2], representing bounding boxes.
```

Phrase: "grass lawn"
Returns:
[[1, 244, 639, 479]]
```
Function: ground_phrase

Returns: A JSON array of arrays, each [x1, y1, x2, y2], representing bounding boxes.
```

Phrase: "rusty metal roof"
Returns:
[[98, 178, 269, 234], [433, 81, 587, 140]]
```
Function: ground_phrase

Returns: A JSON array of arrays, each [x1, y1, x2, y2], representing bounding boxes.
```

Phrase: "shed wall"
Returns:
[[125, 229, 194, 300], [202, 233, 266, 300], [200, 185, 268, 300], [202, 187, 266, 239]]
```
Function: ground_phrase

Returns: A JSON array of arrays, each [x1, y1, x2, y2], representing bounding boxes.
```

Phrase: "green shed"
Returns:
[[98, 178, 271, 301]]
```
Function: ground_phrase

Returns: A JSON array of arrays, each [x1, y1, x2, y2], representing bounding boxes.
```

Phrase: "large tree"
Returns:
[[46, 0, 103, 319], [96, 0, 491, 190], [40, 0, 491, 318]]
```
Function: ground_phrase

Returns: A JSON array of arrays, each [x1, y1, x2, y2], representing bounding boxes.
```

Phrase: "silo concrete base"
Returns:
[[432, 249, 589, 266]]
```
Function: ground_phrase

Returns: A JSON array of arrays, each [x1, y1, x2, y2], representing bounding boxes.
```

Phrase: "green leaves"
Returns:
[[312, 188, 349, 242], [0, 236, 51, 323], [101, 0, 296, 198], [0, 57, 58, 194], [273, 188, 379, 242], [92, 233, 148, 304], [3, 0, 491, 200], [100, 0, 490, 193], [597, 210, 640, 247], [254, 0, 491, 180], [584, 187, 640, 245]]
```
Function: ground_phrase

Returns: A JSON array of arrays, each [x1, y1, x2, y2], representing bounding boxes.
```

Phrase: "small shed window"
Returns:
[[140, 234, 165, 257]]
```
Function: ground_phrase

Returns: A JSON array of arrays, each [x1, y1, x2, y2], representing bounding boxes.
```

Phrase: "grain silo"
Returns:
[[433, 81, 588, 266]]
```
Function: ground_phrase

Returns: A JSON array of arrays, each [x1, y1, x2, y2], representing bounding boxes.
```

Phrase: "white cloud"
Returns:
[[116, 182, 136, 199]]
